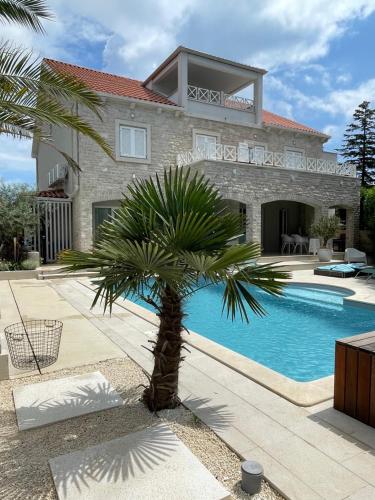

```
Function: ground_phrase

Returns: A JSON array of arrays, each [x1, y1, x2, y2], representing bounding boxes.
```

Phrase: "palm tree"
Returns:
[[0, 0, 113, 170], [61, 168, 289, 412]]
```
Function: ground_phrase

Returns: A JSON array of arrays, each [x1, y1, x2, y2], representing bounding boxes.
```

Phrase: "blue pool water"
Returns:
[[133, 284, 375, 381]]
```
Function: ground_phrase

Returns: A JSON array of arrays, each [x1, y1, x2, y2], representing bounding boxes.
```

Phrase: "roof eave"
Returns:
[[96, 91, 183, 110], [143, 46, 267, 87], [264, 122, 330, 141]]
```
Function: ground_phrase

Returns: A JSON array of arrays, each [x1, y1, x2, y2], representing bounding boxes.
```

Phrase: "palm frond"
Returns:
[[0, 44, 103, 116], [0, 0, 52, 33], [0, 96, 113, 161], [0, 43, 114, 163]]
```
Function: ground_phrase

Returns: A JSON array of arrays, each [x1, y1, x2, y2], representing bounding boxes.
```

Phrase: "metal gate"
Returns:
[[33, 198, 72, 262]]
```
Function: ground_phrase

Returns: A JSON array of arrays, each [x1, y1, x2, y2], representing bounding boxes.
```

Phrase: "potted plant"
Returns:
[[310, 215, 340, 262]]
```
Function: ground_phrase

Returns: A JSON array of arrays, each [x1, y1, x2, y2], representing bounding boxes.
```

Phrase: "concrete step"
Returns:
[[259, 252, 344, 264], [38, 271, 98, 280]]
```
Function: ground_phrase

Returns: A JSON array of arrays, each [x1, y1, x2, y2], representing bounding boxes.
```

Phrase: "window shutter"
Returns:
[[120, 127, 131, 156], [134, 128, 146, 158], [238, 143, 249, 163]]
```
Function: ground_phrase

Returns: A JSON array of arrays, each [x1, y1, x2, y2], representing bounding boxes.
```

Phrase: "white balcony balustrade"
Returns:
[[48, 164, 68, 187], [176, 144, 356, 178], [187, 85, 255, 112]]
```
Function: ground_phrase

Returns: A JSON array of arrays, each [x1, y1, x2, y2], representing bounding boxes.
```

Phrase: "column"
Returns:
[[177, 52, 188, 108], [246, 203, 262, 245], [346, 207, 360, 248]]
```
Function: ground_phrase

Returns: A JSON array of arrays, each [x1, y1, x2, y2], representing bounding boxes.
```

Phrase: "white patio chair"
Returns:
[[292, 234, 308, 254], [281, 234, 294, 254], [344, 248, 367, 264]]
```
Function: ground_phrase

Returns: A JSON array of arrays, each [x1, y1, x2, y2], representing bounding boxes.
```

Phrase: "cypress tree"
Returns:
[[339, 101, 375, 186]]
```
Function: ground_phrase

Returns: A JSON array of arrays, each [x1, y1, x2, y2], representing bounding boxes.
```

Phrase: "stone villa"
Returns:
[[32, 46, 359, 262]]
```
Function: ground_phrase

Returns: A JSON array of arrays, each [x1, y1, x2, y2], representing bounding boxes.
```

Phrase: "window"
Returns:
[[285, 148, 304, 169], [195, 133, 217, 151], [93, 207, 118, 239], [251, 145, 265, 164], [119, 125, 147, 159], [115, 120, 151, 163], [193, 130, 220, 160]]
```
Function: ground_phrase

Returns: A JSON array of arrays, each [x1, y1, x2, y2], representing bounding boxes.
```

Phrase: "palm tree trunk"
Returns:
[[143, 285, 184, 411]]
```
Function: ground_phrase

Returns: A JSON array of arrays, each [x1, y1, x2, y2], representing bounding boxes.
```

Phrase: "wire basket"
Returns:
[[4, 320, 63, 370]]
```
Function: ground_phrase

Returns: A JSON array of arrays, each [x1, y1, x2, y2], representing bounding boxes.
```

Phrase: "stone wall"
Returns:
[[69, 98, 358, 250], [193, 160, 360, 247]]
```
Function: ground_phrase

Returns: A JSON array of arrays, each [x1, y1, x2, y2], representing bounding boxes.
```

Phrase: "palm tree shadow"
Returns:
[[16, 382, 123, 430], [50, 424, 178, 498], [0, 381, 169, 500], [178, 396, 234, 432]]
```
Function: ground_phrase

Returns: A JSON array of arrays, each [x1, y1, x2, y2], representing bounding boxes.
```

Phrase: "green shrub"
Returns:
[[310, 216, 340, 247], [0, 181, 37, 261], [0, 260, 10, 271], [20, 259, 37, 270], [362, 187, 375, 231]]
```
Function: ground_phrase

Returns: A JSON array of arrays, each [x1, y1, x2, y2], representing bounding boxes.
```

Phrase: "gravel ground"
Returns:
[[0, 357, 283, 500]]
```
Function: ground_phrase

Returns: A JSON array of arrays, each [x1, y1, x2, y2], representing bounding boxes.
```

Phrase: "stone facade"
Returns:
[[38, 96, 360, 252], [192, 160, 360, 248]]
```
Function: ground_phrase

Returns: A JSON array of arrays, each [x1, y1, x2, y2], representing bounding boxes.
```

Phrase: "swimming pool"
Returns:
[[133, 283, 375, 382]]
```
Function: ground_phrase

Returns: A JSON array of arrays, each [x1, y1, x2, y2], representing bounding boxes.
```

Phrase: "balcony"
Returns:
[[176, 144, 356, 178], [48, 164, 68, 187], [187, 85, 255, 112], [186, 85, 257, 126]]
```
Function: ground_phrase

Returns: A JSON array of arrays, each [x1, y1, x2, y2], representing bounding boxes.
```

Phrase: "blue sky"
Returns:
[[2, 0, 375, 185]]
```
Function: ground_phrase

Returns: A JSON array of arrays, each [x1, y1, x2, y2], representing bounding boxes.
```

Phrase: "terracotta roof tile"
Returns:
[[44, 59, 177, 107], [44, 59, 326, 136], [263, 110, 326, 136]]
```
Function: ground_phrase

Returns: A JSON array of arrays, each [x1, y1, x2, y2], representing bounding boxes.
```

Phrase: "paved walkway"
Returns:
[[49, 276, 375, 500], [0, 279, 123, 377]]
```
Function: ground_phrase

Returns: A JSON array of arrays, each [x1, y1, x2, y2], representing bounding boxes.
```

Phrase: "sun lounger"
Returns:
[[355, 266, 375, 281], [314, 263, 367, 278]]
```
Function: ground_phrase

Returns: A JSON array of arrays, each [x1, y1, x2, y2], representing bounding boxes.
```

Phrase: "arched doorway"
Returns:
[[328, 205, 347, 251], [261, 200, 315, 254]]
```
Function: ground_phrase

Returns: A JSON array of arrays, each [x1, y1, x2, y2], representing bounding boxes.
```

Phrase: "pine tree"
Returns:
[[339, 101, 375, 186]]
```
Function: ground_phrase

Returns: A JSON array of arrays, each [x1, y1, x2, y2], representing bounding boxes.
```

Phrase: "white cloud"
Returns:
[[266, 74, 375, 118], [265, 75, 375, 150], [3, 0, 371, 76], [250, 0, 375, 68], [336, 73, 352, 84]]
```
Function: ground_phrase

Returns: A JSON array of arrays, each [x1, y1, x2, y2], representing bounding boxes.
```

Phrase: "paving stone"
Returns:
[[49, 424, 230, 500], [343, 451, 375, 487], [344, 485, 375, 499], [13, 371, 123, 430], [243, 447, 322, 500]]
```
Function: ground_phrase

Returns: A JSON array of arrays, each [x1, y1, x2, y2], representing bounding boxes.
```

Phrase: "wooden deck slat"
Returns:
[[344, 347, 358, 417], [370, 357, 375, 428], [356, 351, 371, 423], [334, 344, 346, 412]]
